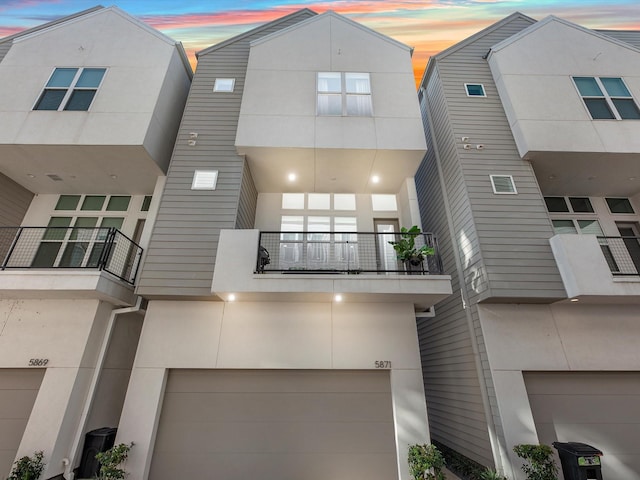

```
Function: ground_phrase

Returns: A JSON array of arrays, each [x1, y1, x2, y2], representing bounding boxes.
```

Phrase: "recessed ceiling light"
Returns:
[[228, 294, 236, 301], [371, 175, 380, 184], [570, 298, 579, 302], [27, 174, 35, 178], [288, 173, 297, 182], [110, 174, 118, 179], [334, 294, 343, 302]]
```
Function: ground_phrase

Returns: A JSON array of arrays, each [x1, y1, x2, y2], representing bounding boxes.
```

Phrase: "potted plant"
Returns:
[[7, 451, 45, 480], [408, 443, 446, 480], [95, 443, 133, 480], [388, 226, 435, 273], [513, 444, 558, 480]]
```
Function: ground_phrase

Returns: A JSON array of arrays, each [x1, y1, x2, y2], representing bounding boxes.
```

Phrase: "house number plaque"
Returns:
[[28, 358, 49, 366], [374, 360, 392, 369]]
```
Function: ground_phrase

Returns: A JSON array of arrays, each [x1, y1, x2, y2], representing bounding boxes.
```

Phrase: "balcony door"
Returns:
[[374, 219, 400, 272], [616, 223, 640, 274]]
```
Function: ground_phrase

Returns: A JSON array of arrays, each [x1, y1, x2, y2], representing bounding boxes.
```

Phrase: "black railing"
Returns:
[[598, 235, 640, 276], [257, 231, 443, 275], [0, 226, 143, 285]]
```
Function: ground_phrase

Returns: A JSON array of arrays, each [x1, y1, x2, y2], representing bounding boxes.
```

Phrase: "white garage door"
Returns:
[[149, 370, 398, 480], [525, 372, 640, 480], [0, 369, 45, 477]]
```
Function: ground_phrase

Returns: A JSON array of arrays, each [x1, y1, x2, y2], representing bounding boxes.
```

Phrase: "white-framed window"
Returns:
[[606, 198, 635, 214], [371, 194, 398, 211], [490, 175, 517, 194], [465, 83, 486, 97], [317, 72, 372, 116], [282, 193, 305, 210], [34, 67, 106, 111], [191, 170, 218, 190], [334, 194, 356, 211], [573, 76, 640, 120], [544, 196, 594, 213], [213, 78, 235, 92]]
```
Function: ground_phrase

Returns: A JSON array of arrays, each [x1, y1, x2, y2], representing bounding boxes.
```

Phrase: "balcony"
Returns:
[[212, 230, 452, 310], [0, 226, 142, 305], [550, 234, 640, 302]]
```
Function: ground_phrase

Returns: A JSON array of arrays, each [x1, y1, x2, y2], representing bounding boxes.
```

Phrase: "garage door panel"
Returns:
[[551, 423, 640, 453], [525, 372, 640, 395], [151, 452, 398, 480], [528, 394, 640, 423], [165, 370, 391, 394], [0, 391, 45, 418], [159, 392, 394, 422], [0, 419, 30, 449], [0, 369, 45, 390], [154, 420, 396, 454]]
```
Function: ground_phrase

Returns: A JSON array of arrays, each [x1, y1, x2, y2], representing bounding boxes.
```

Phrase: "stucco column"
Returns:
[[115, 368, 166, 480]]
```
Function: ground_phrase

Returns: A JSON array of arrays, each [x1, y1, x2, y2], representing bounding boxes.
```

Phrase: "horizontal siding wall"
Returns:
[[137, 11, 315, 297], [0, 41, 12, 64], [415, 66, 493, 467], [438, 15, 566, 302], [236, 159, 257, 229], [0, 173, 33, 227]]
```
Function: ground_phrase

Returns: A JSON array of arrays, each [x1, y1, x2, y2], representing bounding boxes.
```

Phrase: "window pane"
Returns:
[[318, 94, 342, 115], [100, 217, 124, 229], [82, 195, 106, 210], [466, 84, 485, 96], [345, 73, 370, 94], [371, 194, 397, 211], [70, 217, 98, 240], [334, 194, 356, 211], [47, 68, 77, 87], [307, 216, 330, 241], [317, 72, 341, 93], [601, 77, 630, 97], [44, 217, 72, 240], [552, 220, 577, 235], [612, 99, 640, 119], [55, 195, 80, 210], [141, 196, 152, 212], [31, 242, 62, 267], [75, 68, 105, 88], [335, 217, 357, 241], [544, 197, 569, 212], [213, 78, 235, 92], [577, 219, 604, 235], [65, 90, 96, 111], [308, 193, 330, 210], [346, 95, 372, 116], [574, 77, 603, 96], [280, 216, 303, 241], [569, 197, 594, 213], [606, 198, 635, 213], [106, 196, 131, 211], [282, 193, 304, 210], [59, 242, 89, 267], [584, 98, 615, 119], [35, 90, 66, 110]]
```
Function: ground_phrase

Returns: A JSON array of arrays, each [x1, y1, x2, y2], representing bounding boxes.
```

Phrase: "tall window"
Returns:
[[573, 76, 640, 120], [34, 67, 106, 111], [317, 72, 372, 116]]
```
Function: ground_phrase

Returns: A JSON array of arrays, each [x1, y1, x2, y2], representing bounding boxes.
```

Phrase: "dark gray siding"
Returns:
[[236, 159, 257, 229], [597, 29, 640, 48], [0, 173, 33, 227], [0, 41, 12, 63], [137, 11, 315, 297]]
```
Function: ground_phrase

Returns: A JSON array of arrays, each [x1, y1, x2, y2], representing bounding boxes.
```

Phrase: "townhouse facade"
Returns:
[[0, 7, 191, 479], [416, 13, 640, 480]]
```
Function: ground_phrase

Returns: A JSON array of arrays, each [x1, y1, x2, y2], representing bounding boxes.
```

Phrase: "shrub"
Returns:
[[513, 444, 558, 480], [480, 468, 507, 480], [7, 451, 45, 480], [95, 443, 133, 480], [408, 444, 446, 480]]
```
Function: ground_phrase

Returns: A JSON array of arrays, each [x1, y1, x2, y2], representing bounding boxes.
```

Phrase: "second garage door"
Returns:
[[149, 370, 398, 480], [525, 372, 640, 480]]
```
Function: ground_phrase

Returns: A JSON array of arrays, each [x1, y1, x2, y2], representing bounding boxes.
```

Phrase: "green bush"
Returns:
[[432, 440, 487, 480], [513, 444, 558, 480], [408, 444, 446, 480], [95, 443, 133, 480], [7, 451, 45, 480], [480, 468, 507, 480]]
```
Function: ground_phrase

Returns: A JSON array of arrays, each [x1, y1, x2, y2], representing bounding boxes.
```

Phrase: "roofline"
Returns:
[[249, 10, 413, 52], [0, 5, 105, 45], [196, 8, 318, 58]]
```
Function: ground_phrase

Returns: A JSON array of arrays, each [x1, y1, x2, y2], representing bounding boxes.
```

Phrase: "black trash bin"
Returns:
[[553, 442, 603, 480], [77, 427, 117, 479]]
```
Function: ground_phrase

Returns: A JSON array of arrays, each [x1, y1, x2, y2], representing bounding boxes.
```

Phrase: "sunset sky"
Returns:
[[2, 0, 640, 83]]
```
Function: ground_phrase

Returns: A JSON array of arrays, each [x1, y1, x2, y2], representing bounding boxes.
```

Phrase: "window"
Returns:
[[544, 197, 594, 213], [606, 198, 635, 214], [490, 175, 517, 194], [56, 195, 131, 212], [317, 72, 372, 116], [282, 193, 305, 210], [334, 194, 356, 211], [141, 196, 152, 212], [308, 193, 330, 210], [371, 194, 398, 211], [573, 76, 640, 120], [465, 83, 486, 97], [192, 170, 218, 190], [213, 78, 235, 92], [34, 67, 106, 111]]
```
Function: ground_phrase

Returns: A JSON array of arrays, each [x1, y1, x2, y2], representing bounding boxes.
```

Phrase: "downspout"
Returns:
[[63, 296, 144, 480]]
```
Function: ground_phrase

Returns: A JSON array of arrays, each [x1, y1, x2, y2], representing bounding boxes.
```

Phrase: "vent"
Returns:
[[191, 170, 218, 190], [47, 174, 63, 182], [490, 174, 517, 194]]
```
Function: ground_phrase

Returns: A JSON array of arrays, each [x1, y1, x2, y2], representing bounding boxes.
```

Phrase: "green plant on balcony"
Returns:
[[513, 444, 558, 480], [95, 442, 133, 480], [408, 443, 446, 480], [7, 451, 45, 480], [480, 468, 507, 480], [389, 226, 435, 269]]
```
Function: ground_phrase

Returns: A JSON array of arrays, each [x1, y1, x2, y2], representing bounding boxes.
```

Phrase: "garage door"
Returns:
[[149, 370, 398, 480], [0, 369, 45, 477], [525, 372, 640, 480]]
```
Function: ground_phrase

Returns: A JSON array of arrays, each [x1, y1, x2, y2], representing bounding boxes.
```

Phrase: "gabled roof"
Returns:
[[597, 29, 640, 49], [250, 10, 413, 54], [197, 8, 317, 58], [489, 15, 640, 56]]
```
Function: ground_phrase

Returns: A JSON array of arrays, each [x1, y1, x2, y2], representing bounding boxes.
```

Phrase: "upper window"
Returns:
[[213, 78, 235, 92], [573, 77, 640, 120], [317, 72, 372, 116], [490, 175, 517, 195], [465, 83, 486, 97], [34, 67, 106, 111], [606, 198, 635, 214], [544, 197, 594, 213]]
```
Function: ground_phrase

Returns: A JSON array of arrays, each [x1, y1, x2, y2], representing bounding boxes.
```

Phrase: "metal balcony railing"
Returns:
[[257, 231, 443, 275], [598, 236, 640, 276], [0, 226, 143, 285]]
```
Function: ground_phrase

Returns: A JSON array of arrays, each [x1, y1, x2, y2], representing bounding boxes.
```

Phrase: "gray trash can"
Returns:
[[553, 442, 603, 480]]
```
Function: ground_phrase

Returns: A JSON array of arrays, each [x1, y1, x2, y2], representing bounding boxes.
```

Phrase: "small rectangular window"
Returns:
[[81, 195, 106, 211], [371, 194, 397, 211], [334, 194, 356, 211], [606, 198, 635, 214], [308, 193, 330, 210], [568, 197, 594, 213], [55, 195, 81, 210], [141, 196, 152, 212], [192, 170, 218, 190], [106, 196, 131, 212], [465, 83, 486, 97], [213, 78, 235, 92], [490, 175, 517, 194], [544, 197, 569, 212], [282, 193, 304, 210], [552, 219, 577, 235]]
